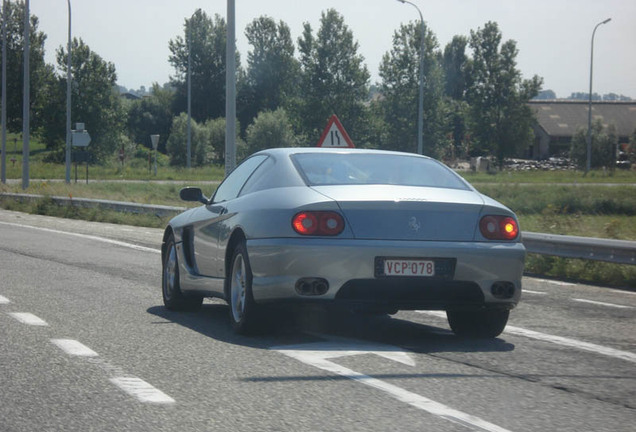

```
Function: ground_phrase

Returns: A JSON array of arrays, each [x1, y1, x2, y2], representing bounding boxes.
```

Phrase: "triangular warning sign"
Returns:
[[316, 115, 355, 148]]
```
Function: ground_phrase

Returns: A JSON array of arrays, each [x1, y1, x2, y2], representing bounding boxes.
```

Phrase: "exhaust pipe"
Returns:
[[295, 278, 329, 296], [491, 282, 515, 299]]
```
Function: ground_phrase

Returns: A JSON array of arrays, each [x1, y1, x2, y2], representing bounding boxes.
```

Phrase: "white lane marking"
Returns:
[[0, 221, 160, 254], [9, 312, 48, 326], [300, 333, 416, 366], [110, 377, 175, 404], [274, 342, 511, 432], [572, 298, 634, 309], [545, 280, 576, 287], [416, 311, 636, 364], [51, 339, 99, 357], [523, 290, 547, 295], [0, 295, 10, 304], [504, 326, 636, 364]]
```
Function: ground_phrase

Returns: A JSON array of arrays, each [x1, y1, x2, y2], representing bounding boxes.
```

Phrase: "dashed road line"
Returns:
[[523, 290, 547, 295], [0, 295, 10, 304], [51, 339, 99, 357], [110, 377, 175, 404], [9, 312, 48, 326], [572, 298, 634, 309]]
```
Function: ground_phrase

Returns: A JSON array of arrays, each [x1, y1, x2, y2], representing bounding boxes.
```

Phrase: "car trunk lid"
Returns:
[[311, 185, 484, 241]]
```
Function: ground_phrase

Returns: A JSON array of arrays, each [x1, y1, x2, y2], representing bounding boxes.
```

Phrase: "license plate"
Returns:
[[383, 259, 435, 277]]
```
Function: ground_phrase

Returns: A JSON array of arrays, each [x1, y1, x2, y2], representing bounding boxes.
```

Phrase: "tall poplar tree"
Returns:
[[377, 21, 443, 154], [466, 22, 542, 166], [168, 10, 236, 122], [295, 9, 370, 143]]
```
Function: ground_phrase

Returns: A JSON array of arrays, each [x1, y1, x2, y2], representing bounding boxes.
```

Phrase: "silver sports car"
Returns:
[[162, 148, 525, 337]]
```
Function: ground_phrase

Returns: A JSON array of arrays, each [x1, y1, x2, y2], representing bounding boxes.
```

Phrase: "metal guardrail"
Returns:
[[1, 192, 635, 265], [522, 232, 636, 265]]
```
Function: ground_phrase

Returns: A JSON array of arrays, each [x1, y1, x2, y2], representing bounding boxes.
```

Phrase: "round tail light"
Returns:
[[292, 211, 344, 236], [479, 215, 519, 240]]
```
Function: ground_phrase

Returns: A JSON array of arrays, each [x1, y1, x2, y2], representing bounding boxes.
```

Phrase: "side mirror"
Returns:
[[179, 187, 210, 205]]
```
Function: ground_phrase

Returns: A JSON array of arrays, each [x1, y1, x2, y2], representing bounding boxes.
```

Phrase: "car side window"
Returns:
[[239, 156, 275, 196], [213, 155, 268, 203]]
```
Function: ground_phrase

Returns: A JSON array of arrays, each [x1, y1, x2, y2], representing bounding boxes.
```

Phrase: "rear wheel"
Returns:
[[228, 242, 259, 334], [446, 309, 509, 338], [162, 234, 202, 311]]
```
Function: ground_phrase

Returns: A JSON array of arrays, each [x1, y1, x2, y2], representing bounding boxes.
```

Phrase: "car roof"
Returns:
[[254, 147, 433, 160]]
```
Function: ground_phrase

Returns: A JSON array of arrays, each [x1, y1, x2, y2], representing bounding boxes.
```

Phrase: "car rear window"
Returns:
[[291, 153, 470, 190]]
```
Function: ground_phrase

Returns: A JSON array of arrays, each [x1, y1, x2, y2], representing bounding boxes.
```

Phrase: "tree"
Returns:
[[570, 120, 618, 171], [0, 1, 55, 132], [465, 22, 542, 166], [441, 35, 469, 101], [49, 38, 124, 161], [126, 83, 175, 153], [168, 10, 236, 122], [241, 16, 299, 128], [166, 113, 208, 166], [246, 108, 298, 154], [377, 21, 444, 154], [295, 9, 370, 143]]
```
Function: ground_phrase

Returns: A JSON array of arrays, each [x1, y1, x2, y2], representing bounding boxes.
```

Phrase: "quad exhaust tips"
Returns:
[[296, 278, 329, 296], [491, 281, 515, 299]]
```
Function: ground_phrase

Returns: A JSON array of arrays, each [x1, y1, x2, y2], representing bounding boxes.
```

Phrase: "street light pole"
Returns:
[[1, 0, 7, 184], [396, 0, 425, 155], [187, 17, 192, 169], [586, 18, 611, 174], [225, 0, 236, 175], [65, 0, 72, 183], [22, 0, 30, 190]]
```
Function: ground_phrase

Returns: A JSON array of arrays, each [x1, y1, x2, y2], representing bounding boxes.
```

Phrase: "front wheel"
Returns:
[[228, 242, 259, 334], [162, 234, 202, 311], [446, 309, 509, 338]]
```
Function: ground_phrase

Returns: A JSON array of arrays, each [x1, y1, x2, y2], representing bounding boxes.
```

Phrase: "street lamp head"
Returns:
[[396, 0, 406, 3], [601, 18, 611, 25]]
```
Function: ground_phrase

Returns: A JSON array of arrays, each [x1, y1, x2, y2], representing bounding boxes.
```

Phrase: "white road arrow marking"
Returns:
[[272, 337, 511, 432]]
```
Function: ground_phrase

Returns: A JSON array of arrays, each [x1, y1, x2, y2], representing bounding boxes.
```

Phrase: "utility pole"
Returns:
[[225, 0, 236, 175], [1, 0, 7, 184], [65, 0, 72, 183], [22, 0, 30, 189]]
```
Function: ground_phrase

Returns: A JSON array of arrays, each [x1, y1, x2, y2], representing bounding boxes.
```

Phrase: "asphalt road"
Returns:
[[0, 209, 634, 432]]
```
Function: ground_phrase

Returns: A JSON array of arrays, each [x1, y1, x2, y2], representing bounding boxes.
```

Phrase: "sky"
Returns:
[[31, 0, 636, 99]]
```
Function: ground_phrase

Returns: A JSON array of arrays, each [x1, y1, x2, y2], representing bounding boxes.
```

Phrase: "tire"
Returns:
[[446, 309, 509, 338], [228, 242, 259, 334], [162, 234, 203, 311]]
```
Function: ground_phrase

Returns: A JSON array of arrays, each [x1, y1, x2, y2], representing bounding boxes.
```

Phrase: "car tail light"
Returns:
[[479, 215, 519, 240], [292, 211, 345, 236]]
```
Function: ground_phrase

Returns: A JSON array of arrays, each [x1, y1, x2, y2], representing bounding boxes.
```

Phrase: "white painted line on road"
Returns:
[[110, 377, 175, 404], [504, 326, 636, 364], [417, 310, 636, 364], [545, 280, 576, 287], [523, 290, 548, 295], [0, 295, 10, 304], [0, 221, 160, 254], [51, 339, 99, 357], [275, 341, 511, 432], [572, 298, 634, 309], [9, 312, 48, 326]]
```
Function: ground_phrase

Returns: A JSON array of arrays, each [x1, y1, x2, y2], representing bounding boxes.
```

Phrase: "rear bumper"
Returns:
[[247, 238, 525, 310]]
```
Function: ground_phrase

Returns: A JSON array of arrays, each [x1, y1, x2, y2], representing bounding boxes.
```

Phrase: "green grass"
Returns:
[[0, 196, 171, 229], [0, 180, 216, 207]]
